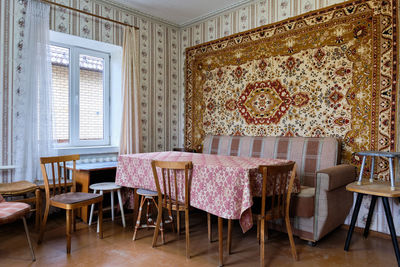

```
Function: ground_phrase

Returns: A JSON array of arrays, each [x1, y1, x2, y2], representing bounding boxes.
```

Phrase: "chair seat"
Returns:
[[163, 198, 186, 211], [0, 201, 30, 224], [0, 181, 38, 195], [137, 188, 158, 197], [89, 182, 121, 191], [346, 180, 400, 197], [51, 192, 102, 204]]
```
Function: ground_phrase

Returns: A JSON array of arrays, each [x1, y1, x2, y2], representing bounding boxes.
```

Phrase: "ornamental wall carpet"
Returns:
[[185, 0, 398, 180]]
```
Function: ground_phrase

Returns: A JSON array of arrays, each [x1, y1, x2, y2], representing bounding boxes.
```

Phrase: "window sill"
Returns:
[[56, 145, 119, 155]]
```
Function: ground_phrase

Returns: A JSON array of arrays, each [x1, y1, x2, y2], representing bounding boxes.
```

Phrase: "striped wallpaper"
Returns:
[[2, 0, 400, 236]]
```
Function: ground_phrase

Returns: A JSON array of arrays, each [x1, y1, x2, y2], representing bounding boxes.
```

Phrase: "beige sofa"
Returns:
[[201, 135, 356, 243]]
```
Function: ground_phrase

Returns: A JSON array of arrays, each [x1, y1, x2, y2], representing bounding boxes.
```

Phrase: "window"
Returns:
[[50, 43, 110, 146]]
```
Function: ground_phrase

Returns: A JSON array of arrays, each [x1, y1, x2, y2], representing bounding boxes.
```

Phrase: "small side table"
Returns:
[[88, 182, 126, 231], [356, 151, 400, 190]]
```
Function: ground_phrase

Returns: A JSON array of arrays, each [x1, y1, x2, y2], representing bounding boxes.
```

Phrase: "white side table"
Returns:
[[89, 182, 126, 231]]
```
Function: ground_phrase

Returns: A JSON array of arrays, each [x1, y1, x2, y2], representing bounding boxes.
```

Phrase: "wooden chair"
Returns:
[[0, 194, 35, 261], [0, 181, 41, 231], [227, 162, 298, 266], [151, 160, 193, 259], [37, 155, 104, 254]]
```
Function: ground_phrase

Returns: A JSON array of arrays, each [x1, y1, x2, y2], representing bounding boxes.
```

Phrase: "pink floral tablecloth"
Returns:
[[115, 151, 296, 232]]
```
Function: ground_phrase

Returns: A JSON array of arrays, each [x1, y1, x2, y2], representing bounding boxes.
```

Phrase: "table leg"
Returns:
[[344, 193, 364, 251], [133, 188, 139, 228], [382, 197, 400, 266], [218, 217, 223, 267], [363, 195, 377, 238]]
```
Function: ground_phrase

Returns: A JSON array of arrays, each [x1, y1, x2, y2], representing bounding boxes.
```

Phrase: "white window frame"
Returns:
[[50, 31, 122, 155], [50, 42, 111, 147]]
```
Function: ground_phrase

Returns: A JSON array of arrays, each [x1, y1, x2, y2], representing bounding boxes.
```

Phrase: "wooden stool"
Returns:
[[344, 181, 400, 266], [89, 182, 126, 230], [0, 181, 41, 231], [132, 188, 160, 241]]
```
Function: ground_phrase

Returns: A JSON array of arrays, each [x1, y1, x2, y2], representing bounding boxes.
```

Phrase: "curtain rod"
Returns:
[[40, 0, 139, 29]]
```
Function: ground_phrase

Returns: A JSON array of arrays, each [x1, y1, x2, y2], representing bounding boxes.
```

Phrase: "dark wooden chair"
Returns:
[[37, 155, 104, 254], [226, 162, 298, 266], [151, 160, 193, 259]]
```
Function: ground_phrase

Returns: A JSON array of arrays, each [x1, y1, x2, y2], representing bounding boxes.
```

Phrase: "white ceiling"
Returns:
[[110, 0, 251, 26]]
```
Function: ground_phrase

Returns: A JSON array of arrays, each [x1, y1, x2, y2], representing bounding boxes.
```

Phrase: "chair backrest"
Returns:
[[259, 162, 296, 220], [151, 160, 193, 216], [40, 155, 80, 200]]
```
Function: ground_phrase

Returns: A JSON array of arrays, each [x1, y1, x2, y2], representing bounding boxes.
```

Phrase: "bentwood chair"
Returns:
[[227, 162, 298, 266], [37, 155, 104, 254], [151, 160, 193, 259], [0, 194, 36, 261]]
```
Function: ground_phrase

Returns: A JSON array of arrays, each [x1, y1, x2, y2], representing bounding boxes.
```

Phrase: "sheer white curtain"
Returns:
[[13, 0, 54, 182], [119, 27, 142, 154]]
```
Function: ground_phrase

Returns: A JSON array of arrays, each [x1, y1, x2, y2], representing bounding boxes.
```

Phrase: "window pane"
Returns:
[[50, 45, 70, 144], [79, 54, 104, 141]]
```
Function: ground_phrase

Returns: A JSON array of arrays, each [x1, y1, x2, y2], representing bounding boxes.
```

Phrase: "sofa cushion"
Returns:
[[291, 185, 315, 218], [202, 135, 341, 188]]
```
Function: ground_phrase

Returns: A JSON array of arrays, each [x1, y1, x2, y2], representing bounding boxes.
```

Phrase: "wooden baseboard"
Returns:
[[340, 224, 400, 241]]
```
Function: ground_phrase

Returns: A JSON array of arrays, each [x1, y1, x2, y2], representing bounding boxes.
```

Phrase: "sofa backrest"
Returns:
[[202, 135, 341, 187]]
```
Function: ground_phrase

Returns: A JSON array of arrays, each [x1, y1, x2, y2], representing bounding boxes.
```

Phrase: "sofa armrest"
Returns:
[[316, 164, 356, 192]]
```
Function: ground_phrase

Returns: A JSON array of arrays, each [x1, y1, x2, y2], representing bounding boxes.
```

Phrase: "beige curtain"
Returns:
[[120, 27, 142, 154]]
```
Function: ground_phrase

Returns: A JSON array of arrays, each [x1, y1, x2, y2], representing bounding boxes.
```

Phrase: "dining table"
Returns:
[[115, 151, 299, 266]]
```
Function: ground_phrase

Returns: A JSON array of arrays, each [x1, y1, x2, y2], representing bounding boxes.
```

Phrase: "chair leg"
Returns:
[[227, 219, 232, 255], [38, 203, 50, 244], [66, 209, 72, 254], [22, 216, 36, 261], [364, 195, 377, 238], [35, 188, 41, 232], [152, 201, 163, 247], [260, 219, 265, 267], [89, 189, 97, 226], [117, 189, 126, 227], [207, 213, 212, 242], [160, 209, 165, 245], [111, 190, 115, 221], [382, 197, 400, 266], [133, 196, 146, 241], [72, 209, 76, 232], [285, 215, 298, 260], [257, 218, 260, 242], [177, 209, 181, 236], [98, 201, 103, 239], [185, 209, 190, 259]]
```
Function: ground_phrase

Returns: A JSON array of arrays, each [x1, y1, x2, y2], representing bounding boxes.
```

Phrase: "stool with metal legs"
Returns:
[[356, 151, 400, 190], [89, 182, 126, 231], [132, 188, 163, 242], [344, 181, 400, 266]]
